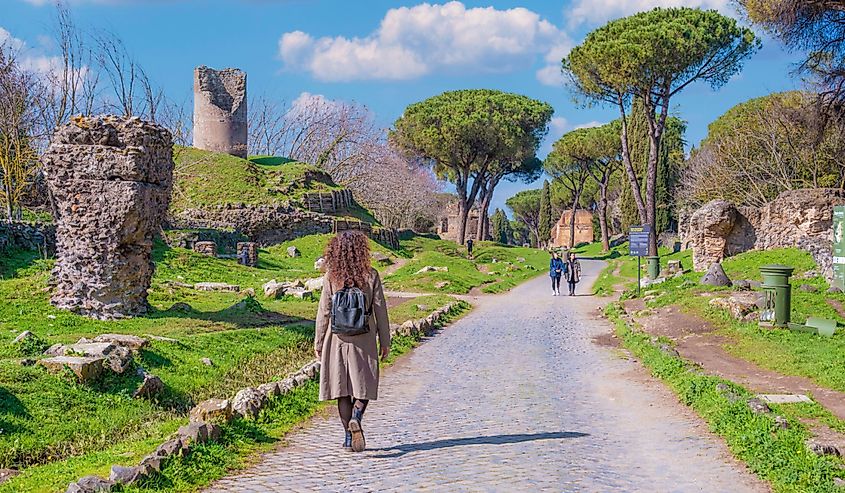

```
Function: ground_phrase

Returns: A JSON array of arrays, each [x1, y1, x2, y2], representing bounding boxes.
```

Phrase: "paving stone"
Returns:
[[758, 394, 812, 404]]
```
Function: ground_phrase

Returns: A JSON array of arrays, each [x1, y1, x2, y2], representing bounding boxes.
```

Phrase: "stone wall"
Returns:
[[0, 221, 56, 255], [42, 115, 174, 319], [161, 228, 248, 253], [169, 204, 335, 246], [302, 189, 353, 213], [680, 189, 845, 279], [193, 66, 247, 158], [551, 209, 594, 248]]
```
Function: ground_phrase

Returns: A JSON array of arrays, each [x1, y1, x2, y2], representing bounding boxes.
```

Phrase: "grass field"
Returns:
[[383, 236, 548, 294]]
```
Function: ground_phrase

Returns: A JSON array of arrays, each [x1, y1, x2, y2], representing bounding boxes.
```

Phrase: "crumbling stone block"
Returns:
[[40, 356, 105, 383], [236, 241, 258, 267], [42, 115, 174, 320], [190, 399, 233, 423], [193, 241, 217, 257]]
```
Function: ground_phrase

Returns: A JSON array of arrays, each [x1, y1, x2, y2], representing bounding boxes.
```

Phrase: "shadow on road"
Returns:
[[370, 431, 589, 458]]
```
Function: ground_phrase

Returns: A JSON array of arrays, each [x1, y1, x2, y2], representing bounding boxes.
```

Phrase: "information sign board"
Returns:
[[833, 206, 845, 290], [629, 225, 651, 257]]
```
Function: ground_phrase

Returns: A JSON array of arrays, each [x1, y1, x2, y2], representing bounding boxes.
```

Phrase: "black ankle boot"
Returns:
[[343, 431, 352, 451], [349, 407, 366, 452]]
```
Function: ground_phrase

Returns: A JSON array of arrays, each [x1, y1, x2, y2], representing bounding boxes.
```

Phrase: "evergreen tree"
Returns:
[[538, 180, 553, 247], [490, 209, 513, 244]]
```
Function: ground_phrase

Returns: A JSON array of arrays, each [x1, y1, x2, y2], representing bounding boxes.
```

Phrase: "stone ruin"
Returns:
[[42, 115, 174, 320], [193, 65, 247, 158], [680, 189, 845, 279], [193, 240, 217, 257], [236, 241, 258, 266]]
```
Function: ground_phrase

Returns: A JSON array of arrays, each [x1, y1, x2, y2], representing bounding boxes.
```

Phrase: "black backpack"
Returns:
[[330, 285, 372, 336]]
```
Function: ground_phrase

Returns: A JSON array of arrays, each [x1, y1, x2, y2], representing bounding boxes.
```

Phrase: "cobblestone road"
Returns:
[[207, 261, 767, 493]]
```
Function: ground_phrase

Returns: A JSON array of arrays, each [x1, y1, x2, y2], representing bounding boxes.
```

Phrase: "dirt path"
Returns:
[[206, 261, 766, 493], [627, 302, 845, 421]]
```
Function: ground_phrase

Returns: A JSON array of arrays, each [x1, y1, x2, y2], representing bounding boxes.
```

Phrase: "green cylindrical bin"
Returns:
[[759, 264, 794, 327], [647, 256, 660, 279]]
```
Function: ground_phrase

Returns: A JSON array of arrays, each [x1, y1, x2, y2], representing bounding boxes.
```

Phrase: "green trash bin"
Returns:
[[759, 264, 794, 327], [646, 256, 660, 279]]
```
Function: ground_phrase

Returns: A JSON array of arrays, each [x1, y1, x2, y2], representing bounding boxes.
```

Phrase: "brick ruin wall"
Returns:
[[193, 66, 247, 158], [42, 115, 174, 319]]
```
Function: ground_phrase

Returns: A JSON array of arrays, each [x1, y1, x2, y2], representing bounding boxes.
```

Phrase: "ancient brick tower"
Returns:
[[192, 66, 248, 158]]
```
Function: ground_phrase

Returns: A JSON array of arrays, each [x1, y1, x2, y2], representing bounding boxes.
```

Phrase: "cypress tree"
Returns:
[[539, 180, 553, 247]]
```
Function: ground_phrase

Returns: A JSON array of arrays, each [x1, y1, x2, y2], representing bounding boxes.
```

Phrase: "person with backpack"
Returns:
[[466, 238, 474, 258], [565, 252, 582, 296], [315, 230, 391, 453], [549, 251, 565, 296]]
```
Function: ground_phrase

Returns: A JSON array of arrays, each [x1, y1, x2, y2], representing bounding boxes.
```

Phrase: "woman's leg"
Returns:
[[551, 276, 556, 293], [555, 276, 561, 293], [337, 396, 353, 430], [569, 280, 576, 295]]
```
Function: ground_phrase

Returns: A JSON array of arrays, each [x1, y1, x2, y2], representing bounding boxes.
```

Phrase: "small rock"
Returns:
[[262, 279, 287, 298], [434, 281, 450, 289], [700, 262, 732, 287], [92, 334, 148, 351], [40, 356, 105, 383], [154, 438, 182, 458], [314, 257, 326, 271], [194, 282, 240, 293], [147, 335, 180, 344], [731, 280, 751, 291], [232, 387, 266, 419], [207, 423, 222, 441], [807, 439, 842, 457], [109, 465, 146, 485], [289, 288, 313, 300], [168, 302, 193, 313], [258, 382, 282, 399], [516, 257, 526, 263], [746, 397, 771, 414], [828, 286, 843, 294], [139, 454, 163, 473], [12, 330, 35, 344], [415, 304, 429, 312], [201, 357, 213, 366], [293, 372, 309, 385], [287, 246, 300, 258], [67, 475, 114, 493], [189, 399, 232, 423], [133, 373, 164, 399], [799, 284, 818, 293], [774, 415, 790, 429], [0, 469, 20, 485], [44, 343, 66, 356], [658, 343, 680, 358], [20, 358, 35, 367], [304, 277, 324, 291], [834, 477, 845, 487], [178, 422, 210, 447], [415, 265, 448, 274]]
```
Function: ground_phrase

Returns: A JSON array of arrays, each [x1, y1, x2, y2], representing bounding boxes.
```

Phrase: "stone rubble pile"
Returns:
[[262, 279, 313, 299]]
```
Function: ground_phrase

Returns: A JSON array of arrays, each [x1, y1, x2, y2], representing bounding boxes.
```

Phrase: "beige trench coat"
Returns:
[[315, 268, 391, 401]]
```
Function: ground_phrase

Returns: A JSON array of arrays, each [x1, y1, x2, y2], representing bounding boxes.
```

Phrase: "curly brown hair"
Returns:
[[324, 230, 372, 289]]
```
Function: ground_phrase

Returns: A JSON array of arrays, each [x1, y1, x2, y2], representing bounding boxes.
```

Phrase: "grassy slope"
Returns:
[[0, 232, 464, 492], [383, 236, 548, 294], [171, 148, 340, 212]]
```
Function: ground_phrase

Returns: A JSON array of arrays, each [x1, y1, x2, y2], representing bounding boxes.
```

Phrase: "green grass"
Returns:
[[605, 302, 845, 492], [172, 148, 341, 213], [384, 237, 547, 294]]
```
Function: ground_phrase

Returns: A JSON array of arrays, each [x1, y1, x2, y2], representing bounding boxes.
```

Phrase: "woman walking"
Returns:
[[565, 252, 582, 296], [315, 230, 391, 452], [549, 251, 564, 296]]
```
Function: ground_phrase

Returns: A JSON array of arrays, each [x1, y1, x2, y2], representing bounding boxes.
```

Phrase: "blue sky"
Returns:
[[3, 0, 804, 215]]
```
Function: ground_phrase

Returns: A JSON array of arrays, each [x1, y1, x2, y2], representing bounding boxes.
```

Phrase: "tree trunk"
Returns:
[[456, 195, 469, 245], [599, 185, 610, 252], [568, 191, 582, 250], [617, 98, 648, 225]]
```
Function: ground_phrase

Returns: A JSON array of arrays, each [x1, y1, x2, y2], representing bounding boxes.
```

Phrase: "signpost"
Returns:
[[834, 206, 845, 291], [629, 225, 651, 295]]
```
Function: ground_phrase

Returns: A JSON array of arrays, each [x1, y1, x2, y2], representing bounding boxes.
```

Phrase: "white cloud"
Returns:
[[574, 121, 603, 130], [567, 0, 730, 28], [539, 117, 608, 157], [1, 25, 89, 86], [278, 1, 571, 82]]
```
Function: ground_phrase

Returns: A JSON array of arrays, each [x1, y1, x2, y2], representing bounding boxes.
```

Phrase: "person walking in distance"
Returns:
[[315, 230, 391, 452], [466, 238, 474, 259], [565, 252, 582, 296], [549, 251, 564, 296]]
